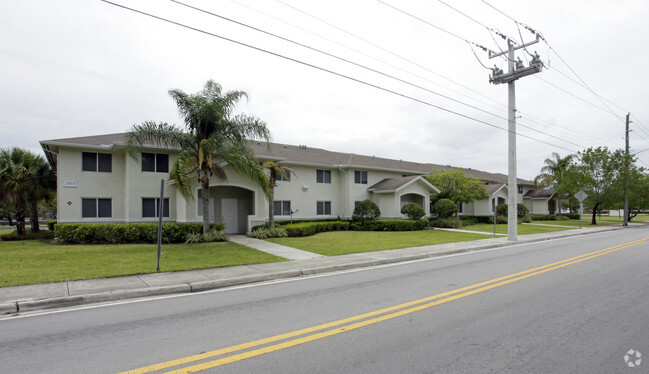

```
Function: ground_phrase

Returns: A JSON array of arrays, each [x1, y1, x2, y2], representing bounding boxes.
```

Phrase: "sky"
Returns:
[[2, 0, 648, 180]]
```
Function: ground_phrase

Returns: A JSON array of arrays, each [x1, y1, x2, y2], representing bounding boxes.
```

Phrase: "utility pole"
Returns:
[[488, 35, 543, 241], [624, 113, 631, 226]]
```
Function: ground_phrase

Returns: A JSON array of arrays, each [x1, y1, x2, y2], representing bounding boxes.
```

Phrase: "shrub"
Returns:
[[432, 199, 458, 219], [460, 216, 493, 225], [496, 203, 529, 218], [203, 230, 227, 242], [47, 220, 57, 232], [1, 230, 54, 241], [565, 213, 580, 220], [351, 219, 428, 231], [55, 222, 224, 244], [429, 218, 464, 228], [249, 227, 288, 239], [352, 200, 380, 221], [519, 216, 532, 223], [284, 221, 350, 237], [401, 203, 426, 220]]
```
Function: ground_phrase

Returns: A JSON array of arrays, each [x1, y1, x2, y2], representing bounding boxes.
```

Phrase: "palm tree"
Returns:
[[0, 148, 31, 235], [262, 161, 294, 229], [534, 152, 575, 215], [125, 80, 271, 234], [24, 153, 56, 233]]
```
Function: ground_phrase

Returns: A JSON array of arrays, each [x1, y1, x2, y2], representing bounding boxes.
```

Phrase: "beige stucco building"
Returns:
[[41, 133, 556, 233]]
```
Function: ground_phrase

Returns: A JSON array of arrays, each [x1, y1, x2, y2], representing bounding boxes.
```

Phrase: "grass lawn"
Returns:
[[0, 240, 286, 287], [463, 223, 577, 235], [267, 229, 489, 256]]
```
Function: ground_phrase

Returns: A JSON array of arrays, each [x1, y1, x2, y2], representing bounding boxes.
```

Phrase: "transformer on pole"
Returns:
[[488, 34, 544, 241]]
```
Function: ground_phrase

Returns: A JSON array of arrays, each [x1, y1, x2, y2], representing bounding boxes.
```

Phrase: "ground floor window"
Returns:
[[458, 202, 463, 213], [317, 201, 331, 215], [274, 200, 291, 216], [82, 198, 111, 218], [142, 198, 170, 218]]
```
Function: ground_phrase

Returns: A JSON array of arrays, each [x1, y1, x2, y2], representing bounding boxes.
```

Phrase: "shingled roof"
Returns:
[[40, 133, 534, 185]]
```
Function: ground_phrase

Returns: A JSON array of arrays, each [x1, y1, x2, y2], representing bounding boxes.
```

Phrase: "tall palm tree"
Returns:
[[534, 152, 575, 215], [0, 148, 31, 235], [262, 161, 294, 229], [125, 80, 271, 234]]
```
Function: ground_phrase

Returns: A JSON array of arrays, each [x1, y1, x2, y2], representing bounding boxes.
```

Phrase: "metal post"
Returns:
[[157, 179, 164, 271], [507, 40, 518, 241], [493, 201, 497, 238]]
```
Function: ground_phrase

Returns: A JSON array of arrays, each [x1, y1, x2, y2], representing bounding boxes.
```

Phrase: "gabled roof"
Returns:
[[367, 176, 439, 194], [40, 133, 534, 185], [485, 183, 507, 195], [524, 189, 555, 199]]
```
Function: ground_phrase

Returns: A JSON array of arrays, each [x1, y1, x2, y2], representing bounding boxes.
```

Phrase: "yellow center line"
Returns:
[[120, 238, 649, 374]]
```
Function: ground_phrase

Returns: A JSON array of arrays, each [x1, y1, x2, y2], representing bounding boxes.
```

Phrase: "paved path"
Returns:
[[228, 235, 325, 260], [0, 224, 631, 314]]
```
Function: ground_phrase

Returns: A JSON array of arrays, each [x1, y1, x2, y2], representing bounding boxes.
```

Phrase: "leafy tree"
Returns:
[[352, 200, 380, 221], [0, 201, 14, 226], [432, 198, 458, 219], [262, 161, 294, 229], [126, 80, 271, 234], [401, 202, 425, 220], [620, 165, 649, 222], [24, 153, 56, 232], [534, 152, 575, 215], [565, 146, 626, 225], [426, 169, 487, 215], [0, 148, 30, 235]]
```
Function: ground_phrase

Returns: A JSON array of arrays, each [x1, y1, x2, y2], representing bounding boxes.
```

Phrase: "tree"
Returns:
[[0, 148, 31, 235], [352, 200, 380, 221], [620, 165, 649, 222], [431, 198, 458, 219], [534, 152, 575, 215], [565, 147, 626, 225], [262, 161, 294, 229], [401, 202, 425, 220], [426, 169, 487, 205], [125, 80, 271, 234], [24, 153, 56, 232]]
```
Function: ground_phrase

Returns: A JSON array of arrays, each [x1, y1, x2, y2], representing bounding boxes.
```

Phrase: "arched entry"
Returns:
[[198, 186, 255, 234], [400, 193, 425, 209]]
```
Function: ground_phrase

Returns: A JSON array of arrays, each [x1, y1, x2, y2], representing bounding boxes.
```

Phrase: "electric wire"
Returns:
[[100, 0, 578, 154]]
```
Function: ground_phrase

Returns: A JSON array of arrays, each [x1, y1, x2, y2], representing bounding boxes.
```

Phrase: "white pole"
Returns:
[[507, 40, 518, 241]]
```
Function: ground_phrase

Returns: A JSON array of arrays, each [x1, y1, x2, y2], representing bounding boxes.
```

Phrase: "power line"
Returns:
[[100, 0, 578, 154]]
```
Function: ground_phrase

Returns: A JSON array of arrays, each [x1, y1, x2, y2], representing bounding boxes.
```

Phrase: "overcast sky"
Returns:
[[2, 0, 648, 180]]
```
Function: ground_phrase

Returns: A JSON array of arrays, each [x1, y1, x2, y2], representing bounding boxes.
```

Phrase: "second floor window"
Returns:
[[354, 170, 368, 184], [316, 169, 331, 184], [276, 170, 290, 182], [142, 153, 169, 173], [82, 152, 112, 172]]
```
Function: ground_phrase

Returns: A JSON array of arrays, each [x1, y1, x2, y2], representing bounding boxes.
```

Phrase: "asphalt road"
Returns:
[[2, 228, 649, 373]]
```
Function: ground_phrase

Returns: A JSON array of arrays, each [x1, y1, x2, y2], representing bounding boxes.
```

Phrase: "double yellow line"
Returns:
[[122, 238, 649, 374]]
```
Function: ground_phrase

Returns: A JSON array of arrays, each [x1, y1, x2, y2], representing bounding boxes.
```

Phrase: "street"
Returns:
[[2, 228, 649, 373]]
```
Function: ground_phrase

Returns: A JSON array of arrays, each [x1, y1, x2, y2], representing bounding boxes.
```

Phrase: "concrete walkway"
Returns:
[[228, 235, 325, 260], [0, 224, 632, 315]]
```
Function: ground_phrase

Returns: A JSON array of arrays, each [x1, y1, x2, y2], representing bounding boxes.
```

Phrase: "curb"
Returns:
[[2, 225, 626, 315]]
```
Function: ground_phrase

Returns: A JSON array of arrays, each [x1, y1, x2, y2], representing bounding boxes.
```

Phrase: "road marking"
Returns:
[[120, 237, 649, 373]]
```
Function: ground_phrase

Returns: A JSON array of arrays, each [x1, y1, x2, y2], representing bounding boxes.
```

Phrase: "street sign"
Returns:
[[575, 190, 588, 202]]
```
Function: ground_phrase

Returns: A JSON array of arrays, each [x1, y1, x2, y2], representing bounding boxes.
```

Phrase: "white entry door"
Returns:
[[222, 198, 238, 234]]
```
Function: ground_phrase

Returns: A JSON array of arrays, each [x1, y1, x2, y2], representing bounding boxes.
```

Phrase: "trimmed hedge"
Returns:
[[47, 219, 57, 232], [283, 221, 350, 237], [429, 218, 464, 228], [530, 214, 570, 221], [55, 222, 225, 244], [351, 219, 428, 231]]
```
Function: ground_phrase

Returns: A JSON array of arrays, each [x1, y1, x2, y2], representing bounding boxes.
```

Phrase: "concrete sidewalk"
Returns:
[[0, 225, 630, 315]]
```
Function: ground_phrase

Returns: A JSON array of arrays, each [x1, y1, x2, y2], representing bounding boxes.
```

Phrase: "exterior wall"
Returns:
[[528, 199, 550, 215]]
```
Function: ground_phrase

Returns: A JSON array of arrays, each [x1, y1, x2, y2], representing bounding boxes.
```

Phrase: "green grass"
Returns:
[[464, 223, 577, 235], [267, 229, 489, 256], [0, 240, 286, 287], [527, 219, 617, 228]]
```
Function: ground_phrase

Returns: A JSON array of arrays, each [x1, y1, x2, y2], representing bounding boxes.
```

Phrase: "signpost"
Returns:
[[575, 190, 589, 229], [157, 179, 164, 271]]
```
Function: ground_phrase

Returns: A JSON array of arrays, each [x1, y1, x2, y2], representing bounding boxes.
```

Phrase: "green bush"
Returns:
[[1, 230, 54, 241], [565, 213, 580, 220], [249, 227, 288, 239], [519, 216, 532, 223], [352, 200, 381, 221], [401, 203, 426, 220], [429, 218, 464, 228], [432, 199, 458, 219], [460, 216, 493, 225], [284, 221, 350, 237], [54, 222, 225, 244], [497, 203, 529, 218], [47, 220, 57, 232], [351, 219, 428, 231]]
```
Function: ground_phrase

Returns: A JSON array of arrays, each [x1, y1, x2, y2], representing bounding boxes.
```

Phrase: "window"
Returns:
[[273, 200, 291, 216], [354, 170, 368, 184], [316, 169, 331, 184], [518, 186, 523, 194], [317, 201, 331, 215], [458, 202, 463, 213], [82, 152, 112, 172], [142, 153, 169, 173], [142, 198, 170, 218], [277, 170, 290, 182], [82, 198, 111, 218]]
